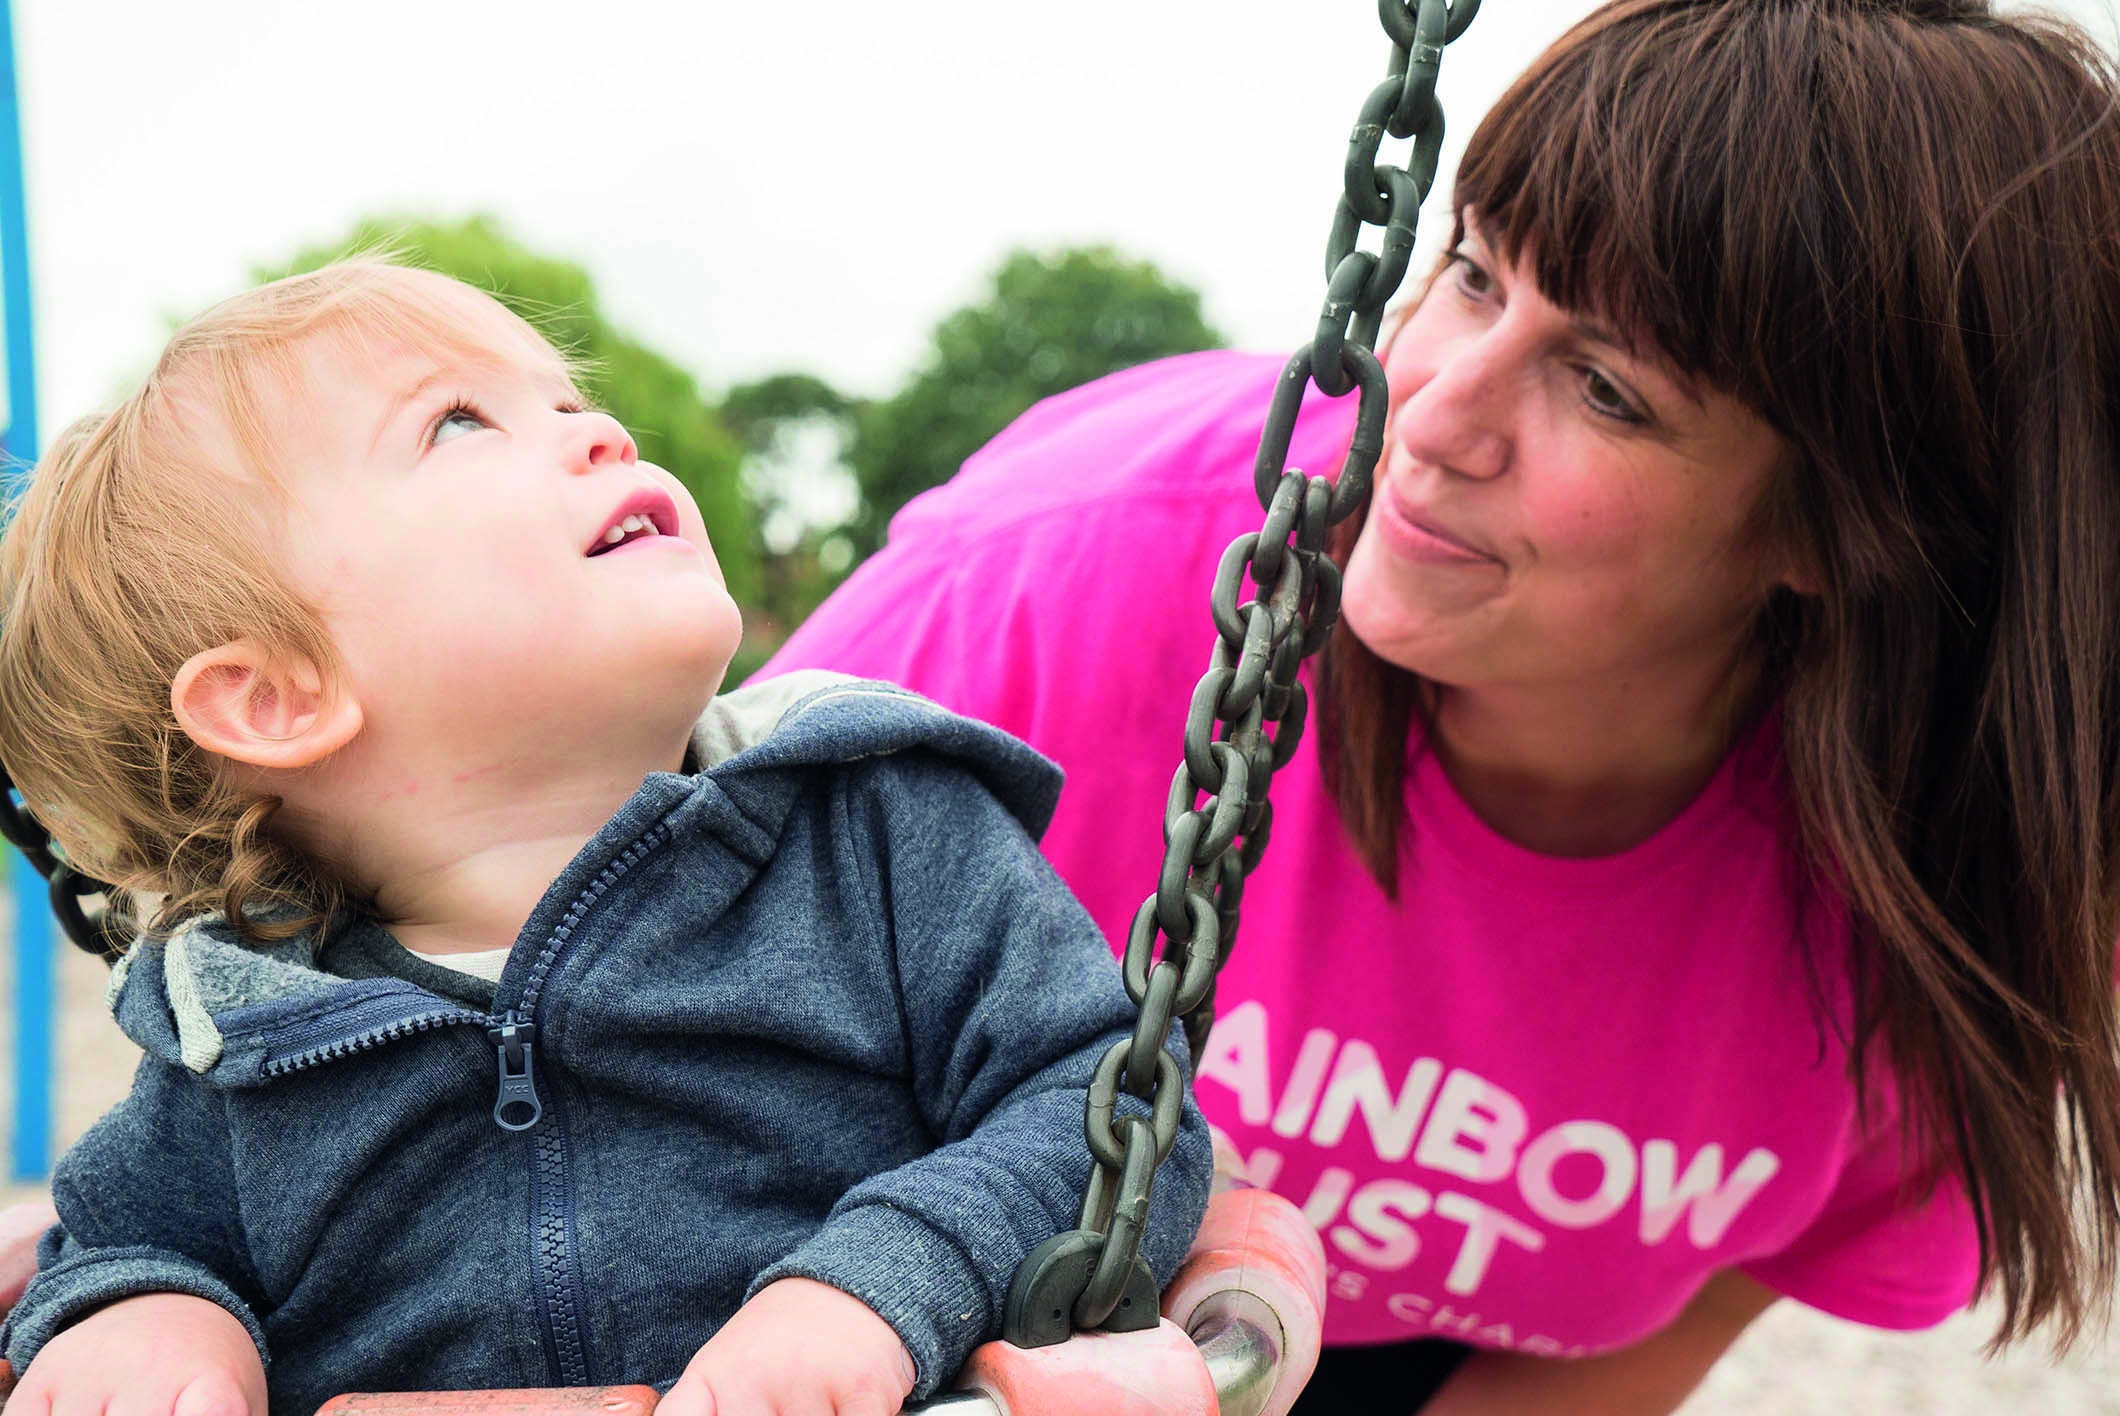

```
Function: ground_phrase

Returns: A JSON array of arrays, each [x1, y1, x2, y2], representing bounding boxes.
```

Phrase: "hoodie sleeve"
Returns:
[[747, 750, 1213, 1398], [1, 1055, 268, 1375]]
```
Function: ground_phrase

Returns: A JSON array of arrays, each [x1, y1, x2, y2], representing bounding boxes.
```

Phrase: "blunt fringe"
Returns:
[[0, 258, 565, 950], [1318, 0, 2120, 1346]]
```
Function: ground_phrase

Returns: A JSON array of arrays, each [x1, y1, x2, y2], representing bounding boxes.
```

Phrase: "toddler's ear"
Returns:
[[170, 640, 363, 770]]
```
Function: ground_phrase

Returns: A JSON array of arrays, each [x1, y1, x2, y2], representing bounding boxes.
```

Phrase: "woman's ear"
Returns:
[[170, 639, 363, 770], [1772, 555, 1822, 600]]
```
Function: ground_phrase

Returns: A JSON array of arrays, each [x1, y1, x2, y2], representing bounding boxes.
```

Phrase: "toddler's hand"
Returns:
[[663, 1277, 917, 1416], [9, 1291, 266, 1416]]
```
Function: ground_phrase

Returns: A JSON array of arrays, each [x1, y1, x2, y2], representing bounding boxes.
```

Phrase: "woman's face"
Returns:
[[1340, 222, 1795, 699]]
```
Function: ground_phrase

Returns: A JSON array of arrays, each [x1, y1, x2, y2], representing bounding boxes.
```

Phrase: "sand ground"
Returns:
[[0, 893, 2113, 1413]]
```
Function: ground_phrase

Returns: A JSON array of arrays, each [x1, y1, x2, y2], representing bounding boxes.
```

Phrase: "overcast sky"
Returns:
[[14, 0, 2119, 436]]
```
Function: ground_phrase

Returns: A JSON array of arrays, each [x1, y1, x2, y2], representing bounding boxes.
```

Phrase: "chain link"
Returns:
[[1005, 0, 1479, 1345]]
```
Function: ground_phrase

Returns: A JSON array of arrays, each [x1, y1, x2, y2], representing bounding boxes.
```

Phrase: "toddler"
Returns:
[[0, 260, 1211, 1415]]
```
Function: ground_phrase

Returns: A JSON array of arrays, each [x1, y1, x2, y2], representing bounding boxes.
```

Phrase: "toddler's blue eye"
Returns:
[[432, 406, 487, 445]]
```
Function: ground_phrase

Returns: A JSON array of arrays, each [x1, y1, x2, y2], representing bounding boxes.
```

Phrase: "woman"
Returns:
[[764, 0, 2120, 1410]]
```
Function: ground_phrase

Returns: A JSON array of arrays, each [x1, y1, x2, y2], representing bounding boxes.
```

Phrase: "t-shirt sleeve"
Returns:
[[759, 349, 1348, 744], [1739, 1123, 1980, 1330]]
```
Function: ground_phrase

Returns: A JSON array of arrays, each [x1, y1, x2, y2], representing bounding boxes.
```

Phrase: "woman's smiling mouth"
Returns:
[[1373, 490, 1503, 568]]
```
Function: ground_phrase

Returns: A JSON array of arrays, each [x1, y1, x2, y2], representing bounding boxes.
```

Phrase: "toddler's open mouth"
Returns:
[[585, 491, 680, 556], [589, 515, 661, 555]]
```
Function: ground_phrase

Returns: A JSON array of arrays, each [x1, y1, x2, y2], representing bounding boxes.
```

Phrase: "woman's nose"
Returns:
[[1390, 331, 1512, 482], [566, 410, 637, 474]]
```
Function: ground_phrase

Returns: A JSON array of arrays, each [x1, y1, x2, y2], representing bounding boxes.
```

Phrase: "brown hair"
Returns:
[[0, 259, 563, 948], [1318, 0, 2120, 1345]]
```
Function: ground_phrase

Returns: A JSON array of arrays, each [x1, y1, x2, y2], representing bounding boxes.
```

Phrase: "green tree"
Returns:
[[842, 246, 1224, 558], [261, 215, 758, 605], [718, 373, 862, 680]]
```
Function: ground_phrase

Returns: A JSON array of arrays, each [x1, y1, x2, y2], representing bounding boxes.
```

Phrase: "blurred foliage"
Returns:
[[260, 215, 758, 606], [720, 370, 860, 669], [720, 373, 864, 671], [840, 246, 1224, 560], [721, 373, 853, 447]]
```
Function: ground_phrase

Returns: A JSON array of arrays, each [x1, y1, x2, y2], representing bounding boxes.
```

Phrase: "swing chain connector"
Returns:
[[1012, 0, 1479, 1348], [0, 763, 130, 958]]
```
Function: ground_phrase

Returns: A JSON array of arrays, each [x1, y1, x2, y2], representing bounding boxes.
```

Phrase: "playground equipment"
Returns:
[[0, 0, 1478, 1408], [0, 0, 51, 1187]]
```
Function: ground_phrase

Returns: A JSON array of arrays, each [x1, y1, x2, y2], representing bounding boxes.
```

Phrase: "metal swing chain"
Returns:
[[1002, 0, 1480, 1348]]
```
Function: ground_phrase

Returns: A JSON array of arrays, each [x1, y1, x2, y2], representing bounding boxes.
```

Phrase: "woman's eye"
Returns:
[[1451, 253, 1494, 297], [1582, 370, 1644, 424], [432, 406, 487, 445]]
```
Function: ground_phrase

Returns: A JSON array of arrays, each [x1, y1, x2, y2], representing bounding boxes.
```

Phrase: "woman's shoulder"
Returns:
[[888, 349, 1359, 547], [763, 349, 1364, 735]]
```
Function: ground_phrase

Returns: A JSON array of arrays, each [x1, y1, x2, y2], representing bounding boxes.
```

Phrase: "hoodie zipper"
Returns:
[[262, 1001, 588, 1385], [260, 1004, 489, 1076], [494, 825, 674, 1387], [250, 823, 675, 1389], [489, 1017, 542, 1129]]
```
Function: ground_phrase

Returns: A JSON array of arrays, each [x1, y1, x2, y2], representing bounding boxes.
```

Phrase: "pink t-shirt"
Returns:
[[763, 350, 1979, 1354]]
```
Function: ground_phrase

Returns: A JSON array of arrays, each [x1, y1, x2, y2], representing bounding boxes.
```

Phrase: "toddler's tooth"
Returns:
[[603, 525, 626, 544]]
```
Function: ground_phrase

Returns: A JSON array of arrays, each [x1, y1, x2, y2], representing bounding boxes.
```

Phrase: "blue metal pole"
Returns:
[[0, 0, 52, 1182], [9, 860, 50, 1182]]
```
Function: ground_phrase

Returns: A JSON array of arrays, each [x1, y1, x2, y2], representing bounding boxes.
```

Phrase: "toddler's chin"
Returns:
[[637, 602, 745, 717], [675, 584, 745, 683]]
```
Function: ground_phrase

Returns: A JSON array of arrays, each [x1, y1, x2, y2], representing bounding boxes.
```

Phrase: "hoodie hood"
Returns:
[[108, 672, 1065, 1080]]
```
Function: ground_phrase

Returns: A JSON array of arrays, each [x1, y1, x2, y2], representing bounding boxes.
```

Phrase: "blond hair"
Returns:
[[0, 257, 561, 949]]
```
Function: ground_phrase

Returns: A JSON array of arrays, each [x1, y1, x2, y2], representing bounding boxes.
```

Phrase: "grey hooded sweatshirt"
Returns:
[[0, 673, 1211, 1411]]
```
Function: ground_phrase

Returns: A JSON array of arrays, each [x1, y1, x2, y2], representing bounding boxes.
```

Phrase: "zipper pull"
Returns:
[[488, 1017, 542, 1131]]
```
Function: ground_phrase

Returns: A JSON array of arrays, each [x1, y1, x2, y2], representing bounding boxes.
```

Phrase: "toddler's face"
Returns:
[[263, 284, 741, 761]]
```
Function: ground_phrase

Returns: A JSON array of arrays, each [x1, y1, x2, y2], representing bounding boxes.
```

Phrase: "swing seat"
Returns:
[[0, 1187, 1325, 1416], [320, 1392, 661, 1416], [310, 1187, 1323, 1416]]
